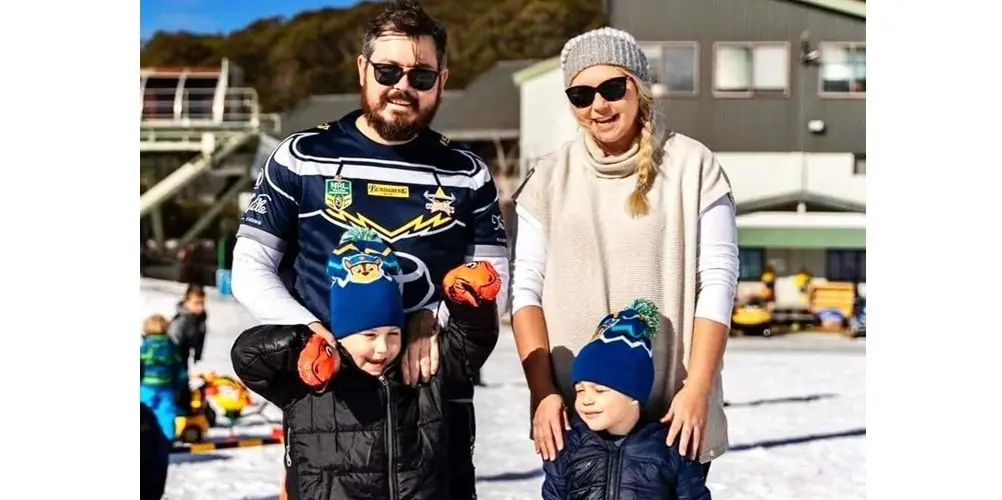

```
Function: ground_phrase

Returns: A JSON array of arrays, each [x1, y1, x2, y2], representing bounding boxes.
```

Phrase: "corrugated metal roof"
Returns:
[[786, 0, 865, 18], [433, 59, 537, 139], [513, 58, 561, 86]]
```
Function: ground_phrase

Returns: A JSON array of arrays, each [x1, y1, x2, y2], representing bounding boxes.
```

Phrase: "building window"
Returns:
[[738, 247, 765, 281], [853, 154, 866, 175], [642, 42, 698, 95], [713, 42, 790, 97], [664, 43, 698, 94], [642, 44, 665, 85], [827, 250, 866, 283], [820, 43, 866, 96]]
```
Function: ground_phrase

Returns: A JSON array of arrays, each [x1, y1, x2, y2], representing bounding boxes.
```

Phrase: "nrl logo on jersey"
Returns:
[[325, 178, 353, 211]]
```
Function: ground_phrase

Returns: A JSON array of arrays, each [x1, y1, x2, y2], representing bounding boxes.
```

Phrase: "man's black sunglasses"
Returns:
[[367, 58, 440, 91], [564, 76, 629, 109]]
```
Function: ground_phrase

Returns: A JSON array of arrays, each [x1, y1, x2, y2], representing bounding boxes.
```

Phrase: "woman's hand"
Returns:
[[532, 392, 571, 461], [661, 384, 710, 459]]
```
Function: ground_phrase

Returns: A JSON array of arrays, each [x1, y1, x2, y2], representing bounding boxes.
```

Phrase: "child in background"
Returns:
[[140, 314, 189, 441], [169, 283, 208, 368], [542, 299, 711, 500], [231, 229, 502, 500]]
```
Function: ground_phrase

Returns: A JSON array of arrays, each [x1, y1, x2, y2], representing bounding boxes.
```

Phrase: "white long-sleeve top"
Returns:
[[511, 194, 739, 326], [231, 238, 319, 326]]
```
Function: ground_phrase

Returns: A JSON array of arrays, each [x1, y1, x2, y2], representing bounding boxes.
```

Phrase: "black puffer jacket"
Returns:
[[140, 403, 169, 500], [542, 418, 711, 500], [231, 299, 499, 500]]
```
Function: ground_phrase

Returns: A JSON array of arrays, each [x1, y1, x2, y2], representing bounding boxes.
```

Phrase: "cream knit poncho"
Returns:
[[516, 121, 733, 462]]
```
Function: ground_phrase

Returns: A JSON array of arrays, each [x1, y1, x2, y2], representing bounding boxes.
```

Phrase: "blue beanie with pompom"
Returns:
[[571, 298, 661, 404]]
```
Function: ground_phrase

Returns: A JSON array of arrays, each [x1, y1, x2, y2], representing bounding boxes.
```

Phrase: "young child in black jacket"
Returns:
[[231, 229, 501, 500], [542, 299, 711, 500], [169, 283, 207, 367]]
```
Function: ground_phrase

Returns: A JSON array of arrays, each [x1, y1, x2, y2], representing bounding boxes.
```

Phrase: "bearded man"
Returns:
[[229, 1, 509, 499]]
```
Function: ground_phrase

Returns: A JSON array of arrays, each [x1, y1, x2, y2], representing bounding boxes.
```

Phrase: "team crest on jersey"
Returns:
[[325, 178, 353, 211], [424, 187, 456, 216]]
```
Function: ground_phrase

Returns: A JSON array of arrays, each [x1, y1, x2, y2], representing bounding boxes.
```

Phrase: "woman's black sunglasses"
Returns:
[[367, 58, 440, 92], [564, 76, 629, 109]]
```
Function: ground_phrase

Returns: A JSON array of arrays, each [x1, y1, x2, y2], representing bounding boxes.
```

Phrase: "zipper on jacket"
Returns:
[[380, 375, 399, 500], [606, 436, 629, 500], [285, 427, 292, 467]]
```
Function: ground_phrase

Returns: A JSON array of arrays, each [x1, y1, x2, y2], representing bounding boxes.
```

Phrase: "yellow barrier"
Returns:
[[170, 436, 283, 455]]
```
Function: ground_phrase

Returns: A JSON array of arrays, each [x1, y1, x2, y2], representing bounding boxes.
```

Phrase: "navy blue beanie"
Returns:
[[325, 228, 405, 339], [571, 298, 661, 404]]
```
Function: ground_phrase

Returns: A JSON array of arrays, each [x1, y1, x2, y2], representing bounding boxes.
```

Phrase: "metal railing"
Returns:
[[140, 87, 261, 129], [259, 113, 282, 136]]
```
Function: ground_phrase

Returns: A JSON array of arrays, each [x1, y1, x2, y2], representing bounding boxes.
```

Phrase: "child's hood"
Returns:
[[174, 300, 206, 319]]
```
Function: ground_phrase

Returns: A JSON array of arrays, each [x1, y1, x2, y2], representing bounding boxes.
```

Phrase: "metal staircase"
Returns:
[[140, 58, 282, 258], [139, 131, 256, 217]]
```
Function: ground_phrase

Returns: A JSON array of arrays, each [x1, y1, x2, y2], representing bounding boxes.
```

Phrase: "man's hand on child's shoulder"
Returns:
[[308, 322, 337, 345], [443, 261, 501, 308], [297, 335, 339, 389]]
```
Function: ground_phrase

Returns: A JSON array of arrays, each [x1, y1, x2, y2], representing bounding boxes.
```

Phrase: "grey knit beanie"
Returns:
[[560, 27, 650, 88]]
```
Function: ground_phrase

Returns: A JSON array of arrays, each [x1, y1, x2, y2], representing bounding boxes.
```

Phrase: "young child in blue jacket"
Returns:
[[542, 299, 712, 500], [140, 314, 189, 441]]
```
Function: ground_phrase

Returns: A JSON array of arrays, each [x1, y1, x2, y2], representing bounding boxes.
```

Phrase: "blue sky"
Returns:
[[141, 0, 363, 40]]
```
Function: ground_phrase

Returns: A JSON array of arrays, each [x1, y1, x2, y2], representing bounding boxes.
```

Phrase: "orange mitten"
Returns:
[[297, 335, 340, 388], [443, 261, 501, 307]]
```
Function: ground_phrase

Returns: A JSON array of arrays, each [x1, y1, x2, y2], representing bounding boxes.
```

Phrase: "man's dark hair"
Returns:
[[362, 0, 448, 68]]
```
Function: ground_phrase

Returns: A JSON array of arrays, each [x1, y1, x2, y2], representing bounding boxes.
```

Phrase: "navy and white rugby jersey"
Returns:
[[236, 109, 508, 328]]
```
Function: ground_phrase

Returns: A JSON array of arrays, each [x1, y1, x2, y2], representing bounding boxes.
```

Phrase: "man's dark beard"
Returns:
[[361, 82, 441, 142]]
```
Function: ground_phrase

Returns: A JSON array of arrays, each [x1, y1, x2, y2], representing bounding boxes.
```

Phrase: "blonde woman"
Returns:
[[510, 27, 738, 478]]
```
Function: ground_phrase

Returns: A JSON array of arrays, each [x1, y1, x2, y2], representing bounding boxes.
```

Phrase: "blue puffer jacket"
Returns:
[[542, 418, 711, 500]]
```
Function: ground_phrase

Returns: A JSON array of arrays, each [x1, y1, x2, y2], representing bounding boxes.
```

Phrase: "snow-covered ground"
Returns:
[[141, 280, 865, 500]]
